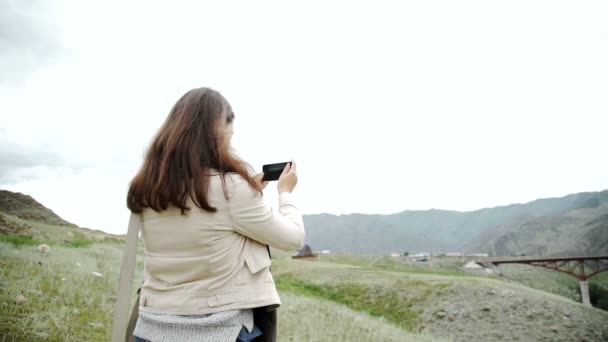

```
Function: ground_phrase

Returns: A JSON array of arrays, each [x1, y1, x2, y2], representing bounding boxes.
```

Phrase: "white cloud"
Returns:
[[0, 0, 61, 83], [1, 0, 607, 234]]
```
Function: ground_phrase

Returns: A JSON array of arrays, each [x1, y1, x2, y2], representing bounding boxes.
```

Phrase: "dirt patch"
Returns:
[[417, 282, 608, 341]]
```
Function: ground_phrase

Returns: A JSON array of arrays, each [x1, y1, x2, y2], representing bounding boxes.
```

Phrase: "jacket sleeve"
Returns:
[[227, 175, 305, 251]]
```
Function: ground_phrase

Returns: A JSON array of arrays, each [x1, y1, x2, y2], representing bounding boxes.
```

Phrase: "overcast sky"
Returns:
[[1, 0, 607, 235]]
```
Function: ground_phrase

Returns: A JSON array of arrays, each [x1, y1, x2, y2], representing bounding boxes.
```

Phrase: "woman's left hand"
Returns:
[[255, 173, 269, 190]]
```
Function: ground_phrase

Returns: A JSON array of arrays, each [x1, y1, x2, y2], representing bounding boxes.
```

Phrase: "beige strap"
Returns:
[[125, 291, 140, 341], [111, 212, 142, 342]]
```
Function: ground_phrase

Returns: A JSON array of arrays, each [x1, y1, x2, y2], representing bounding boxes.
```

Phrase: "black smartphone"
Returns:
[[262, 162, 290, 181]]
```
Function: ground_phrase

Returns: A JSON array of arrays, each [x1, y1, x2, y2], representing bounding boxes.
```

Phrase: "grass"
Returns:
[[276, 273, 449, 331], [0, 242, 435, 341], [2, 239, 606, 341], [270, 251, 456, 331], [312, 253, 490, 278], [278, 291, 441, 341], [0, 235, 39, 247], [0, 213, 124, 249], [62, 239, 93, 248], [0, 242, 138, 341], [0, 234, 94, 249]]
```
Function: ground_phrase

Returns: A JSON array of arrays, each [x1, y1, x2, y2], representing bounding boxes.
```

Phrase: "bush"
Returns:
[[63, 239, 93, 248], [589, 282, 608, 311], [0, 235, 39, 247]]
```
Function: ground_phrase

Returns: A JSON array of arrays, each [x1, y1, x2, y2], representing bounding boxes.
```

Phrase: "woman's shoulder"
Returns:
[[209, 171, 247, 183], [209, 172, 255, 194]]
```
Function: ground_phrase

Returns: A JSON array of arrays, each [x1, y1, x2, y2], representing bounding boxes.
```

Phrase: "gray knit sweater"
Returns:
[[133, 308, 253, 342]]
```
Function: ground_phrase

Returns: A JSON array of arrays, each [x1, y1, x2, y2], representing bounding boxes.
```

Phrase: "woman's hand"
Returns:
[[255, 173, 269, 190], [278, 160, 297, 193]]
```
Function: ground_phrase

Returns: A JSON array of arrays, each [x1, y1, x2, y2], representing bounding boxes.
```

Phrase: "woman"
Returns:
[[127, 87, 305, 342]]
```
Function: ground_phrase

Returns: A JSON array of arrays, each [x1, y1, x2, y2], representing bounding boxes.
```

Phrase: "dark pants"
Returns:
[[252, 306, 277, 342]]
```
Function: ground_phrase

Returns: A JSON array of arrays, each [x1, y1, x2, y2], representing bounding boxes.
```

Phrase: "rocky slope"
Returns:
[[303, 190, 608, 256]]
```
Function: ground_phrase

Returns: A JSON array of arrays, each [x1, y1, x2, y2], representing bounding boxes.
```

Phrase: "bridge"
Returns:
[[477, 255, 608, 307]]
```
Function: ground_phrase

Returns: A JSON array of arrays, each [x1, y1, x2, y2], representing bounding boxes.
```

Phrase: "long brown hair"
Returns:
[[127, 87, 261, 214]]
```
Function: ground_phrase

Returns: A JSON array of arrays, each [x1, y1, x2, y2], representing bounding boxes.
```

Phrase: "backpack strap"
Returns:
[[111, 213, 142, 342]]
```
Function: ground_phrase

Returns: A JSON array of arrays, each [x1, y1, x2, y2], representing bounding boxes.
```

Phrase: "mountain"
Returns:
[[3, 188, 607, 256], [581, 214, 608, 255], [0, 189, 121, 243], [303, 190, 608, 256], [0, 190, 74, 229], [463, 192, 608, 256]]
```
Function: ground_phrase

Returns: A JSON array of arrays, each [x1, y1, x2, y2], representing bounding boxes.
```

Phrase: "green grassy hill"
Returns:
[[0, 190, 74, 229], [0, 190, 123, 246]]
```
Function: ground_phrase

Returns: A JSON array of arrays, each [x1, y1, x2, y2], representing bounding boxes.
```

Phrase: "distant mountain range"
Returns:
[[303, 190, 608, 256], [2, 188, 607, 257]]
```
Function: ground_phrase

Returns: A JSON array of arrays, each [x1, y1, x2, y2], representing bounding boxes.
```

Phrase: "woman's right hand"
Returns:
[[277, 160, 298, 193]]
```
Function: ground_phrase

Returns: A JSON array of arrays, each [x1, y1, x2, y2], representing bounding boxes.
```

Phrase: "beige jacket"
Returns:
[[138, 173, 305, 315]]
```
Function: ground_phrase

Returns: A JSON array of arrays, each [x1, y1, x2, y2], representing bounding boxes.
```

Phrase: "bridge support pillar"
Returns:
[[580, 280, 591, 307]]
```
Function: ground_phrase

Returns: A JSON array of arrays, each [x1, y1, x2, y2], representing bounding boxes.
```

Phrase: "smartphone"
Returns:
[[262, 162, 290, 181]]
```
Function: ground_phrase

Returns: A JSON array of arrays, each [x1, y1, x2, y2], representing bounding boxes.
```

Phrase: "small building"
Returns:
[[446, 252, 464, 257], [407, 253, 429, 258], [466, 253, 489, 257], [407, 253, 429, 262], [292, 244, 318, 261], [321, 250, 331, 254], [463, 260, 483, 269], [390, 253, 401, 257]]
